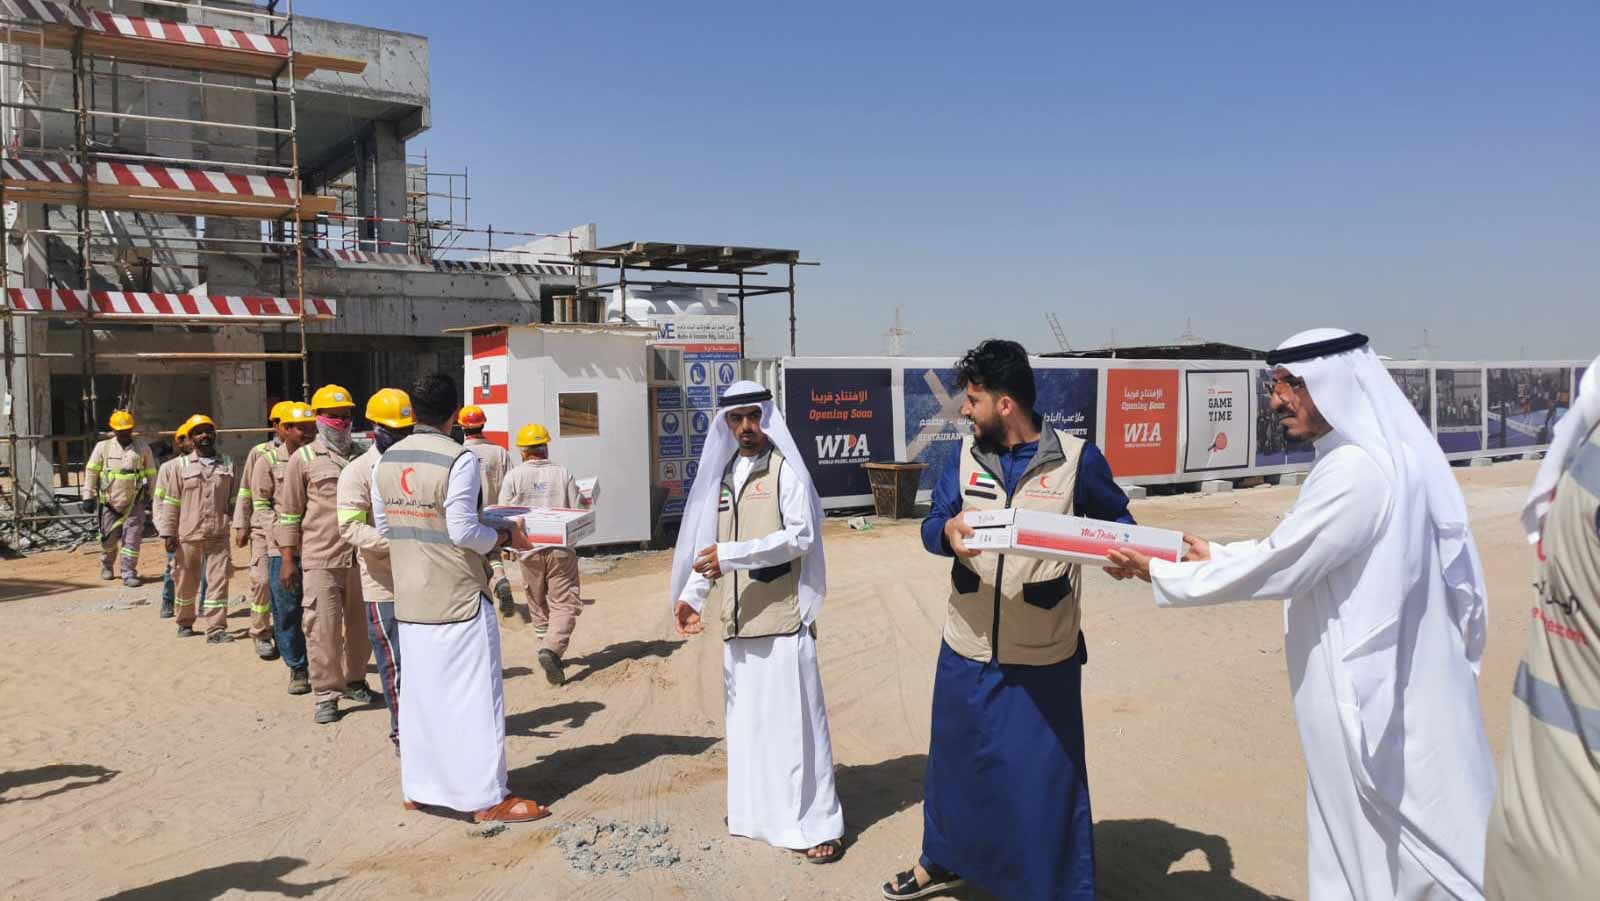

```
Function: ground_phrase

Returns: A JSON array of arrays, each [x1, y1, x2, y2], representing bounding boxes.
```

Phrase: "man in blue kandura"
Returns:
[[881, 339, 1132, 901]]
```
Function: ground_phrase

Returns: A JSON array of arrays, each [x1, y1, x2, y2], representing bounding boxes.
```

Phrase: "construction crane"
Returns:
[[884, 306, 912, 356], [1045, 312, 1071, 352]]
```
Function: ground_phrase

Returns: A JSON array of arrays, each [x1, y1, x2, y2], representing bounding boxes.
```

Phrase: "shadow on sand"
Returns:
[[561, 638, 686, 685], [0, 763, 119, 805], [508, 733, 718, 807], [98, 856, 342, 900]]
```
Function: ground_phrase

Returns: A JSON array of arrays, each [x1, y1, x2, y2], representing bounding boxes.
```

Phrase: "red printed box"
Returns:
[[965, 508, 1181, 565], [482, 505, 596, 549]]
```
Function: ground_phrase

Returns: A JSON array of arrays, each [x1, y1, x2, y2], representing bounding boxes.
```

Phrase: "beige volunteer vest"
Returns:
[[1485, 422, 1600, 898], [948, 428, 1085, 666], [375, 429, 489, 624], [716, 446, 804, 641]]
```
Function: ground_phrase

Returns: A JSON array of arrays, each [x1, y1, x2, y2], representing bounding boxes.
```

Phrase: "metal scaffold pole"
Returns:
[[285, 0, 308, 402]]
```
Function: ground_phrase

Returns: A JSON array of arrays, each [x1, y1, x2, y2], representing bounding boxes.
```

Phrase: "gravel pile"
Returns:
[[551, 818, 681, 873]]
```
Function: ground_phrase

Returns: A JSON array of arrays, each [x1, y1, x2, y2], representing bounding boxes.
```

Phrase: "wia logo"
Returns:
[[1123, 422, 1162, 443], [815, 433, 871, 462]]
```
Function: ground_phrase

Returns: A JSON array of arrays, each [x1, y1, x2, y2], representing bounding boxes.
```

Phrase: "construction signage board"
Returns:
[[1035, 368, 1099, 442], [902, 367, 967, 493], [656, 410, 685, 459], [784, 368, 893, 500], [1184, 370, 1251, 473], [1436, 368, 1484, 455], [1104, 369, 1179, 478], [1487, 367, 1571, 450]]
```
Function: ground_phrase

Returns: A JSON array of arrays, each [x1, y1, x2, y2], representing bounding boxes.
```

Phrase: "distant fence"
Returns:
[[781, 356, 1589, 509]]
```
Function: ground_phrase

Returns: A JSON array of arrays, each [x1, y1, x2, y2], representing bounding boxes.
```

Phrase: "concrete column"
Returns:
[[372, 120, 408, 253], [354, 138, 374, 251]]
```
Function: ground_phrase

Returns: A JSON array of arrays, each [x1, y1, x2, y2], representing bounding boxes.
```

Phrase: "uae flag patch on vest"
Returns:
[[718, 487, 733, 513], [965, 470, 999, 500]]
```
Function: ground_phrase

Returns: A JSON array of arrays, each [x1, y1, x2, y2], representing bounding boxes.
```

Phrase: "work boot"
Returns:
[[206, 631, 234, 644], [342, 681, 373, 704], [177, 624, 197, 638], [159, 597, 175, 619], [538, 649, 566, 687], [99, 565, 115, 581], [288, 667, 311, 695], [314, 700, 339, 725], [122, 575, 141, 589], [495, 580, 515, 617], [255, 638, 279, 660]]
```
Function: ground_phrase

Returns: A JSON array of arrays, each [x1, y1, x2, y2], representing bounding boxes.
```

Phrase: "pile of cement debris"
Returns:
[[550, 818, 681, 873], [0, 497, 98, 554]]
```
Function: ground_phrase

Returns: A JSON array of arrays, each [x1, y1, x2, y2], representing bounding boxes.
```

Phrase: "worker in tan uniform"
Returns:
[[154, 415, 238, 643], [255, 403, 315, 695], [1485, 356, 1600, 899], [155, 419, 204, 620], [337, 388, 413, 752], [231, 400, 293, 660], [278, 384, 372, 724], [83, 409, 158, 588], [499, 422, 581, 686], [460, 404, 516, 616]]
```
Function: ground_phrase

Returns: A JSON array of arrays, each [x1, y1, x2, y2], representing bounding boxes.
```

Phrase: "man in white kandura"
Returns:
[[373, 373, 546, 825], [1109, 328, 1496, 901], [671, 381, 845, 864]]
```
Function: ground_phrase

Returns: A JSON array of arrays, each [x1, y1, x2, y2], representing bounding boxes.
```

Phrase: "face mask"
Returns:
[[316, 416, 353, 455], [374, 425, 403, 454]]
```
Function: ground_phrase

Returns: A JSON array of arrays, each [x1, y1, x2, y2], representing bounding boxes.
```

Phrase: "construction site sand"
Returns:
[[0, 461, 1540, 900]]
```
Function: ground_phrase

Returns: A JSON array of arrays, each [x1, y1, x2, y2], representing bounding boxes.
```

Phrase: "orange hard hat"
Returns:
[[458, 405, 487, 428]]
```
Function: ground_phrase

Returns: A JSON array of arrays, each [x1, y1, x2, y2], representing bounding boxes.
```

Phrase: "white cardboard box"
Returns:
[[966, 508, 1183, 565], [575, 477, 599, 509], [482, 504, 596, 549]]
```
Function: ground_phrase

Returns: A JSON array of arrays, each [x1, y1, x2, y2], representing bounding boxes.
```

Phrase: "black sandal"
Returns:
[[882, 864, 964, 900], [804, 838, 844, 864]]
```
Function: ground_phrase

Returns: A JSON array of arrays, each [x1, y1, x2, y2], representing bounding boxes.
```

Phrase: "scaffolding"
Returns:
[[0, 0, 363, 547]]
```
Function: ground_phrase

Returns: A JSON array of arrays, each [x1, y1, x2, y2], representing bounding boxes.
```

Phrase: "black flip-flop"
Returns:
[[882, 865, 964, 900], [804, 838, 844, 865]]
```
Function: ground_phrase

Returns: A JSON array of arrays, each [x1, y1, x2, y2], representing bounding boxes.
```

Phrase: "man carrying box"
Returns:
[[498, 422, 582, 686], [1108, 329, 1494, 901], [882, 339, 1131, 901]]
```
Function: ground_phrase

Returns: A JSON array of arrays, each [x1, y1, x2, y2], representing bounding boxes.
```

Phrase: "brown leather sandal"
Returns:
[[473, 795, 550, 824]]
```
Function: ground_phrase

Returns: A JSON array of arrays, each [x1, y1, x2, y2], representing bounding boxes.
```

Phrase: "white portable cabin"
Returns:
[[453, 322, 655, 547]]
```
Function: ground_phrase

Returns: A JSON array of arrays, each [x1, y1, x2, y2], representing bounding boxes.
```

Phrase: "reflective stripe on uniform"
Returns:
[[105, 471, 145, 480], [239, 488, 253, 498], [300, 447, 314, 461], [253, 500, 273, 510], [385, 525, 455, 546], [336, 508, 368, 524], [250, 602, 272, 614], [119, 547, 139, 557], [278, 513, 303, 524], [85, 462, 104, 472], [380, 448, 462, 468], [202, 599, 228, 609], [1513, 661, 1600, 748]]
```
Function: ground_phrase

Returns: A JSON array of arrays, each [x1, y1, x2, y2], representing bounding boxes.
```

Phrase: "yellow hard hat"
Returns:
[[516, 423, 551, 448], [174, 418, 192, 440], [185, 414, 217, 434], [458, 405, 487, 428], [108, 410, 135, 431], [269, 400, 295, 423], [279, 403, 316, 425], [310, 384, 354, 412], [365, 388, 415, 429]]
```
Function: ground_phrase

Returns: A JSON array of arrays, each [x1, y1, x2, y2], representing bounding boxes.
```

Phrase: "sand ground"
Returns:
[[0, 461, 1540, 900]]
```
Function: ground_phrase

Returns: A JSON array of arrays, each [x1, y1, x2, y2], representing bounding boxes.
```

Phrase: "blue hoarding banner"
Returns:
[[784, 368, 894, 499]]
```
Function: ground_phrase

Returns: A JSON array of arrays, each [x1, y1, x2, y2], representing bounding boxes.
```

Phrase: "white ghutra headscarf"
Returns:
[[1521, 353, 1599, 544], [1269, 327, 1488, 674], [669, 380, 828, 624]]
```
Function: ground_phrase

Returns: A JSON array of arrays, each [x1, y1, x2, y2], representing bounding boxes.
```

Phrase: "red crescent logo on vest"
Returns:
[[400, 467, 415, 495], [1039, 475, 1051, 489]]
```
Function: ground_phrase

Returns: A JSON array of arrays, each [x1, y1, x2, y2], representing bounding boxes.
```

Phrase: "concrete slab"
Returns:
[[1200, 480, 1234, 494], [1120, 485, 1149, 499], [1469, 457, 1492, 468], [1279, 472, 1307, 486], [1521, 451, 1544, 461]]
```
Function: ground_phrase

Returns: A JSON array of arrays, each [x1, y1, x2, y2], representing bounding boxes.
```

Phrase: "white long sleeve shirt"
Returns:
[[1147, 435, 1494, 901], [371, 449, 500, 557], [677, 453, 815, 611]]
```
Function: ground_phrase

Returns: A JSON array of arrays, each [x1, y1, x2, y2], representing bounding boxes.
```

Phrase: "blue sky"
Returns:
[[303, 2, 1597, 361]]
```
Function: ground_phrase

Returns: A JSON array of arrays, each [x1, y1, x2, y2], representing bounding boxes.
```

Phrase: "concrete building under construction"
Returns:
[[0, 0, 596, 531]]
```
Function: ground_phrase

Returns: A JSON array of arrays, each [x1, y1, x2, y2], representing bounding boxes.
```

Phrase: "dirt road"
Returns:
[[0, 461, 1540, 900]]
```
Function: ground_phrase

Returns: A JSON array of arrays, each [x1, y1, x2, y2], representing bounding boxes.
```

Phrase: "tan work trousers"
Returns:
[[520, 548, 581, 655], [302, 566, 370, 704], [247, 534, 273, 639], [175, 536, 232, 634]]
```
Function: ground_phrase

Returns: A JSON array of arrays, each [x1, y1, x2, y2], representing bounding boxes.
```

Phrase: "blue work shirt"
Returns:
[[921, 438, 1134, 556]]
